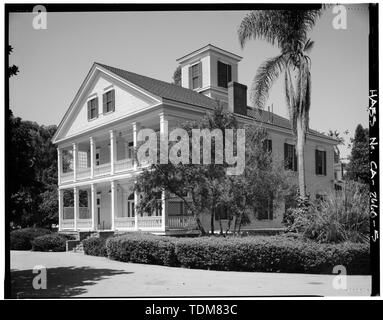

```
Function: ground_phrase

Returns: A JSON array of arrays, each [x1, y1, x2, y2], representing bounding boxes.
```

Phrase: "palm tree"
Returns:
[[238, 9, 323, 200]]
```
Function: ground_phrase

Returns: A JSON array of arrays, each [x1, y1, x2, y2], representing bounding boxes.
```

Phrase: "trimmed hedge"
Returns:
[[31, 234, 66, 252], [89, 234, 370, 275], [83, 237, 108, 257], [10, 228, 51, 250]]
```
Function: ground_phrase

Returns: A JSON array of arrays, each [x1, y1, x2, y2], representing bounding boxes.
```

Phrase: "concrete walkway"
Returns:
[[10, 251, 371, 298]]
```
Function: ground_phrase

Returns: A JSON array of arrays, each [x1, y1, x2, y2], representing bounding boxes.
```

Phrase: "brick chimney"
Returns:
[[228, 81, 247, 115]]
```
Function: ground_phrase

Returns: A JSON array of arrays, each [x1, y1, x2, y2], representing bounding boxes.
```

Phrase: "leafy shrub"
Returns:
[[10, 228, 51, 250], [104, 234, 369, 275], [106, 233, 177, 266], [287, 181, 369, 243], [83, 237, 107, 257], [31, 234, 66, 252]]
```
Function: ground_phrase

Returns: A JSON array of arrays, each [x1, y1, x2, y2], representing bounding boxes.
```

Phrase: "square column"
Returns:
[[91, 184, 96, 230], [134, 186, 139, 231], [110, 130, 116, 174], [159, 112, 168, 164], [72, 143, 78, 181], [58, 188, 63, 231], [74, 187, 79, 230], [161, 190, 167, 231], [90, 137, 95, 179], [132, 122, 140, 169], [57, 148, 62, 185], [111, 181, 116, 230]]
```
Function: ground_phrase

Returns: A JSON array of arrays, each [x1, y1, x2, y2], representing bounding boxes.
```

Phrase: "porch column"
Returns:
[[132, 122, 140, 169], [134, 186, 139, 231], [110, 130, 116, 175], [159, 112, 168, 164], [161, 190, 167, 231], [72, 143, 78, 181], [91, 184, 96, 230], [57, 148, 62, 185], [90, 137, 95, 179], [74, 187, 79, 230], [58, 188, 63, 231], [111, 181, 116, 230]]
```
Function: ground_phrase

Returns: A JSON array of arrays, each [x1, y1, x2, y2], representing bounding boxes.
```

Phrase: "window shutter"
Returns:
[[102, 93, 107, 114], [197, 62, 202, 88], [217, 61, 226, 88], [269, 139, 272, 152], [87, 100, 91, 120], [293, 147, 297, 172], [315, 150, 319, 175], [111, 89, 115, 112], [188, 66, 193, 89], [324, 151, 327, 176], [94, 97, 99, 117], [228, 64, 232, 83], [284, 143, 288, 169]]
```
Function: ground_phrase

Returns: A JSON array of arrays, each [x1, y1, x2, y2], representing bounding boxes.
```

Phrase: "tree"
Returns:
[[238, 9, 322, 201], [8, 45, 19, 78], [346, 124, 369, 184], [172, 65, 182, 86], [135, 106, 289, 235]]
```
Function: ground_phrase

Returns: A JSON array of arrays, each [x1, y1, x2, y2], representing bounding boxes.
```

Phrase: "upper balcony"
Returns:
[[57, 112, 170, 185]]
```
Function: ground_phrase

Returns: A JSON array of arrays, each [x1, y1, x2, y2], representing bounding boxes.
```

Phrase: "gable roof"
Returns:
[[96, 63, 219, 109]]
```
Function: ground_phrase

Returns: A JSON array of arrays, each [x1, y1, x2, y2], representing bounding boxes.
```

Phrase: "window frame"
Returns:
[[284, 143, 297, 171], [88, 97, 98, 120], [315, 149, 327, 176]]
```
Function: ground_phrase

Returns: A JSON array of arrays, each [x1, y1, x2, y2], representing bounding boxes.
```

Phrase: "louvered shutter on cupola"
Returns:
[[102, 92, 107, 114], [218, 61, 226, 87], [188, 66, 193, 89], [197, 62, 202, 88]]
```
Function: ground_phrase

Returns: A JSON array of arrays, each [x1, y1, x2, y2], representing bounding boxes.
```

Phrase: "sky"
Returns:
[[9, 5, 369, 158]]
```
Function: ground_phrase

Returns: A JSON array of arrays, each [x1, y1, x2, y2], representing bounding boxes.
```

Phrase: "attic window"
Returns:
[[103, 89, 115, 114], [87, 97, 99, 120], [217, 61, 232, 88]]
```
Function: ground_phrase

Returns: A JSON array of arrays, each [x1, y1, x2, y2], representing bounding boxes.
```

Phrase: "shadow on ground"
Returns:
[[11, 266, 132, 298]]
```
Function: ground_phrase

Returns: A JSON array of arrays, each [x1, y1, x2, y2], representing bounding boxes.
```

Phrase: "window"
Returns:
[[256, 197, 273, 220], [217, 61, 232, 88], [87, 97, 98, 120], [215, 205, 229, 220], [315, 149, 327, 175], [284, 143, 297, 171], [189, 62, 202, 89], [263, 139, 272, 153], [103, 89, 115, 113]]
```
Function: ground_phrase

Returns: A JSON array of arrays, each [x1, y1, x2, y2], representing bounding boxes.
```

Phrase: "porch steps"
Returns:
[[72, 232, 100, 253]]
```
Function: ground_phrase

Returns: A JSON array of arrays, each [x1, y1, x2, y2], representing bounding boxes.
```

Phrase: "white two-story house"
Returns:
[[52, 44, 338, 235]]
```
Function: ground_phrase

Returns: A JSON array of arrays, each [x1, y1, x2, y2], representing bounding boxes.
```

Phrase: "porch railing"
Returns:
[[77, 167, 90, 180], [61, 219, 74, 229], [61, 172, 73, 183], [115, 217, 135, 229], [115, 158, 134, 173], [63, 207, 74, 219], [137, 216, 162, 229], [168, 215, 196, 229], [79, 207, 90, 219], [94, 163, 111, 177]]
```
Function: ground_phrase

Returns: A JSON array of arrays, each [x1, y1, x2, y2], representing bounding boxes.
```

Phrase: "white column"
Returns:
[[111, 181, 116, 230], [110, 130, 116, 175], [159, 112, 168, 164], [161, 190, 167, 231], [90, 137, 95, 179], [134, 185, 139, 231], [58, 188, 63, 231], [57, 148, 62, 185], [91, 184, 96, 230], [132, 122, 139, 169], [72, 143, 78, 181], [74, 187, 78, 230]]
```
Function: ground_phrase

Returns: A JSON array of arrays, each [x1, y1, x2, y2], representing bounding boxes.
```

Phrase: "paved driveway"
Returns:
[[10, 251, 371, 298]]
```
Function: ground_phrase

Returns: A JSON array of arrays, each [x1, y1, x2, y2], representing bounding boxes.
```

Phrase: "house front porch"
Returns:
[[58, 179, 199, 235]]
